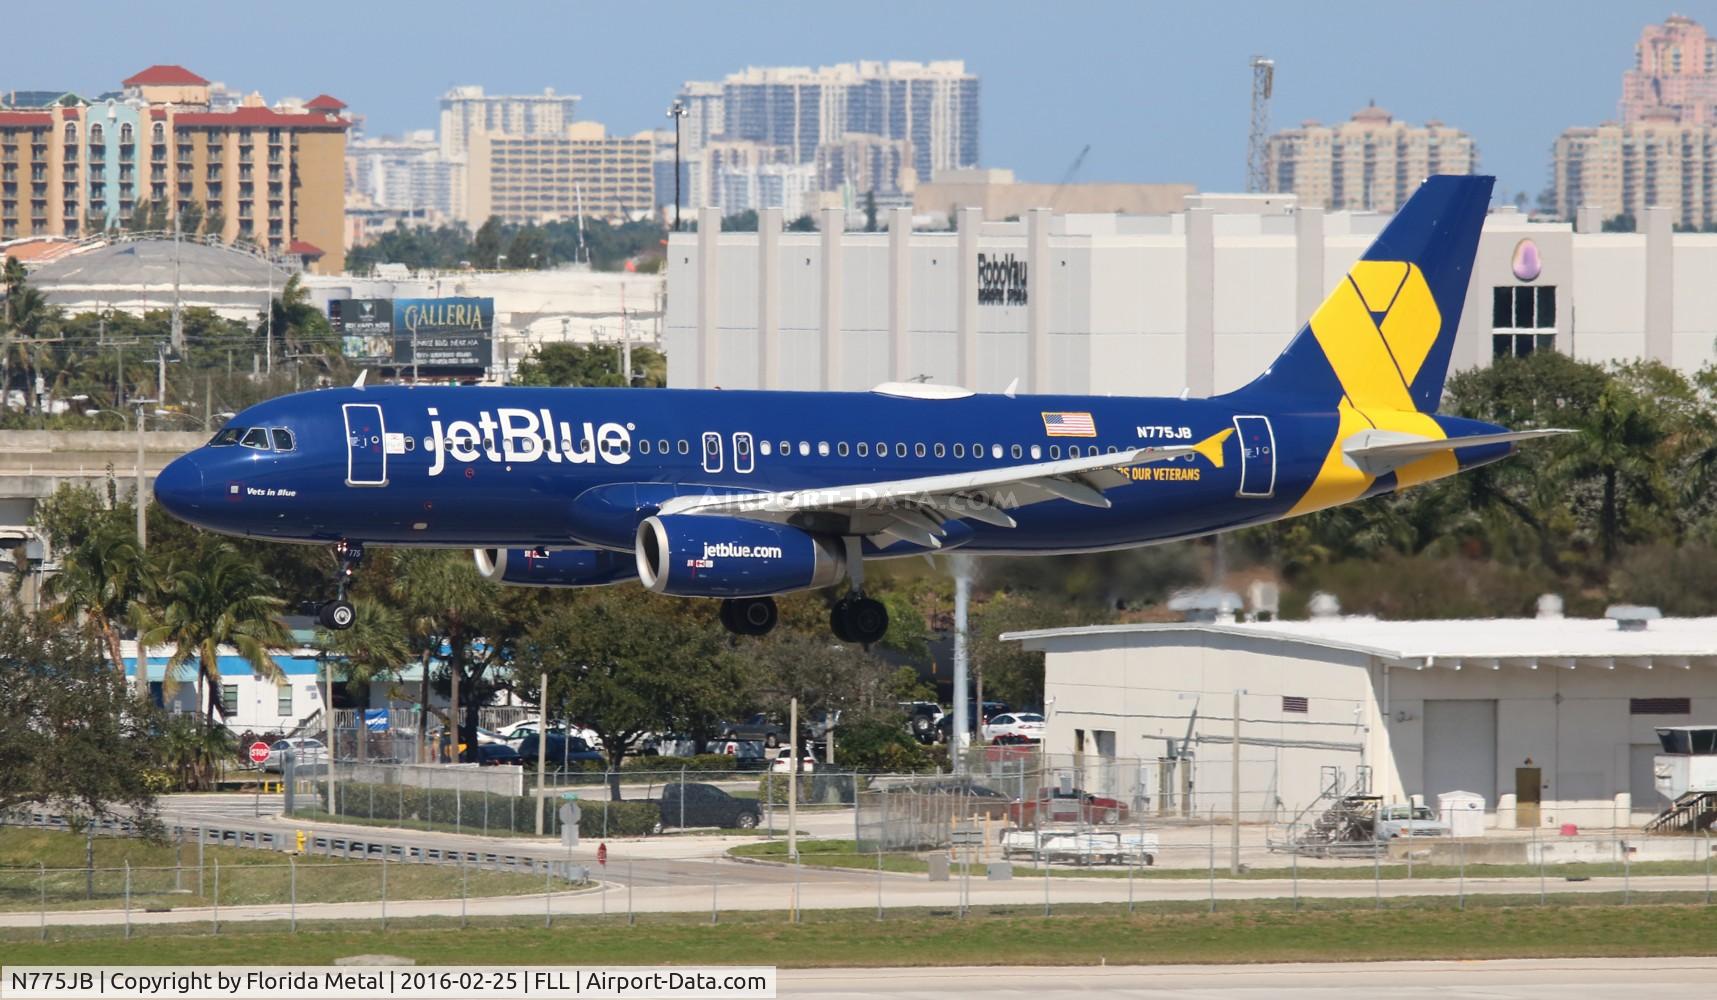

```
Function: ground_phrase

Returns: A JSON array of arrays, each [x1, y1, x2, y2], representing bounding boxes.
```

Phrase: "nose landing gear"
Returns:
[[719, 596, 778, 636], [317, 540, 363, 631]]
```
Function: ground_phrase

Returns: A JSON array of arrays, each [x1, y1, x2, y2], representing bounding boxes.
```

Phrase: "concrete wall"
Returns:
[[666, 206, 1710, 396]]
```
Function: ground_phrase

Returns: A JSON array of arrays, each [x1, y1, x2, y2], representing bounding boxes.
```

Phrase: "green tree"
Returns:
[[787, 214, 818, 232], [514, 342, 666, 388], [0, 608, 163, 829], [1557, 381, 1669, 563], [472, 216, 506, 269], [140, 542, 293, 731], [505, 225, 549, 269], [42, 514, 151, 693], [318, 598, 410, 761], [518, 590, 745, 799]]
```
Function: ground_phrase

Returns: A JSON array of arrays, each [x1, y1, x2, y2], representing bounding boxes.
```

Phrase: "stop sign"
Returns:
[[248, 741, 271, 765]]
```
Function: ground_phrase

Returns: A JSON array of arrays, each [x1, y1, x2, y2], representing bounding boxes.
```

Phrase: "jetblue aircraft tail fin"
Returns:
[[1224, 174, 1494, 414]]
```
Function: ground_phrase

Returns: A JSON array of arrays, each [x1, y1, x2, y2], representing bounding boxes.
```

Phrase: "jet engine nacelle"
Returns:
[[473, 548, 634, 588], [635, 514, 845, 598]]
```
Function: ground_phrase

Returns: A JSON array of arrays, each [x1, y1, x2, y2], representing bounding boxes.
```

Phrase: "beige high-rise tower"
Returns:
[[1263, 104, 1476, 212]]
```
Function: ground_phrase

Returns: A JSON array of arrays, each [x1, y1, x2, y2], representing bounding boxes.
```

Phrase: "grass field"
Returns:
[[0, 829, 563, 913], [3, 899, 1715, 968], [731, 838, 1717, 881]]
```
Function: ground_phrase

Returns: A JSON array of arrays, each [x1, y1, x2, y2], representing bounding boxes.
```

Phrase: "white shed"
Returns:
[[1005, 613, 1717, 830]]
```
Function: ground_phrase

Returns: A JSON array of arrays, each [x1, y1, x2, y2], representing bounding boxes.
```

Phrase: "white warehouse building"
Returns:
[[1006, 610, 1717, 830], [662, 199, 1714, 395]]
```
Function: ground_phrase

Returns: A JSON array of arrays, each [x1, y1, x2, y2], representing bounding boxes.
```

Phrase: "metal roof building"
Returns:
[[1006, 610, 1717, 830]]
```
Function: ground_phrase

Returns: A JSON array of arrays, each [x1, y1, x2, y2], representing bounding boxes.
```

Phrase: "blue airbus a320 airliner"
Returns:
[[155, 175, 1558, 643]]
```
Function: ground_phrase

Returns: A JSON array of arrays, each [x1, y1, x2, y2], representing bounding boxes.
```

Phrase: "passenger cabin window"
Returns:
[[837, 442, 849, 457], [1050, 445, 1061, 459], [270, 428, 295, 452], [954, 443, 965, 458], [857, 442, 869, 457], [639, 439, 652, 454], [677, 440, 690, 455], [914, 443, 926, 458], [1011, 444, 1023, 459], [240, 428, 271, 450], [934, 443, 946, 458], [760, 441, 773, 456], [657, 439, 669, 454]]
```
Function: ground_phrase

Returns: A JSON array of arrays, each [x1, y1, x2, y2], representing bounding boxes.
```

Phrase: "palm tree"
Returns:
[[41, 517, 151, 696], [141, 543, 294, 728], [318, 599, 410, 762], [1555, 384, 1669, 564]]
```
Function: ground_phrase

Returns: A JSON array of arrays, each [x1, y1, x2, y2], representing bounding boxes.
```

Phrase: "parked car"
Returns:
[[475, 743, 525, 767], [514, 733, 605, 771], [918, 781, 1012, 818], [1008, 787, 1130, 826], [721, 714, 787, 748], [656, 782, 762, 832], [900, 701, 943, 743], [498, 719, 604, 749], [935, 701, 1011, 742], [1373, 804, 1451, 840], [263, 737, 325, 772], [981, 712, 1046, 742], [709, 739, 773, 771]]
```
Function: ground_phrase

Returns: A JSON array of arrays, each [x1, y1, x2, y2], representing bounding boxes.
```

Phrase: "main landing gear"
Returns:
[[720, 596, 778, 637], [829, 537, 888, 645], [317, 540, 363, 631]]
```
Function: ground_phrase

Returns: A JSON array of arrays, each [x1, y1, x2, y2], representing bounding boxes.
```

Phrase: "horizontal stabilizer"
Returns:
[[1343, 428, 1570, 476]]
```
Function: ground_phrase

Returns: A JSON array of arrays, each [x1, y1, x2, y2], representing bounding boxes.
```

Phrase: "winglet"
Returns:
[[353, 369, 369, 389], [1193, 428, 1232, 469]]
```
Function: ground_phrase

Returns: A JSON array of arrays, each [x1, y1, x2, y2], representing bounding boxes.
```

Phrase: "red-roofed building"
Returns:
[[122, 65, 209, 87], [1, 65, 350, 272]]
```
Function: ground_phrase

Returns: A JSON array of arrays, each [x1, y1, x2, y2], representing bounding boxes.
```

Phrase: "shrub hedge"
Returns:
[[313, 781, 660, 838]]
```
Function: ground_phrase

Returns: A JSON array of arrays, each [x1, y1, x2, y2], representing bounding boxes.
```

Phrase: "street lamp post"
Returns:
[[666, 99, 687, 232]]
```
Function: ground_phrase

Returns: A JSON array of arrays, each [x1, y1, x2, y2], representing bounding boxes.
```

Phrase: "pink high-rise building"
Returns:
[[1620, 14, 1717, 124]]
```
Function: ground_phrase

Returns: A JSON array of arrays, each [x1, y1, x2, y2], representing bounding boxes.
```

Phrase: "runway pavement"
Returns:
[[777, 958, 1717, 998]]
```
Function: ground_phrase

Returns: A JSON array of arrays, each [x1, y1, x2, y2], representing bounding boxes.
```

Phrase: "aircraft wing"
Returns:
[[654, 430, 1231, 550]]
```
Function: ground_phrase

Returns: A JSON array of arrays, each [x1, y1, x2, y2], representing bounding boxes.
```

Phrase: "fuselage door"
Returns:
[[1233, 414, 1275, 498], [732, 432, 754, 474], [701, 431, 724, 474], [343, 402, 388, 487]]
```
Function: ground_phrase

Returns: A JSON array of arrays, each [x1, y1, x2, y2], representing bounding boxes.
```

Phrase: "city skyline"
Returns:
[[7, 2, 1717, 207]]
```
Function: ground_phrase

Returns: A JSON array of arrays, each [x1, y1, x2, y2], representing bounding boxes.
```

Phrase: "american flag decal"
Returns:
[[1041, 411, 1097, 437]]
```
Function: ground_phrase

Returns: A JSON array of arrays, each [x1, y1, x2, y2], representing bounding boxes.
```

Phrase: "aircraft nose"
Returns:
[[154, 453, 206, 520]]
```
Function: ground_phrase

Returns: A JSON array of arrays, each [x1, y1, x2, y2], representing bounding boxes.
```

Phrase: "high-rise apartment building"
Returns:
[[465, 122, 653, 225], [348, 129, 460, 220], [678, 61, 977, 197], [438, 86, 581, 159], [1263, 104, 1476, 212], [1553, 118, 1717, 229], [1621, 14, 1717, 125], [0, 65, 350, 272]]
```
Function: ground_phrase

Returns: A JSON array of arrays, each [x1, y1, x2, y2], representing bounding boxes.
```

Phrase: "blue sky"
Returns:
[[9, 2, 1715, 202]]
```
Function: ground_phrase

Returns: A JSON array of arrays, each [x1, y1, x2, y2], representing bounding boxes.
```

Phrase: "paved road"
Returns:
[[777, 958, 1717, 998], [5, 865, 1712, 930]]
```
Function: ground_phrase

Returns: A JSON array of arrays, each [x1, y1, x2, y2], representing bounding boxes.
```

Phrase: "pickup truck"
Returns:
[[1000, 829, 1159, 866]]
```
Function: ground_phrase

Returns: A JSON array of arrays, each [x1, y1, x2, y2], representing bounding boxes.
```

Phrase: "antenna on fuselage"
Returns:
[[353, 369, 369, 389]]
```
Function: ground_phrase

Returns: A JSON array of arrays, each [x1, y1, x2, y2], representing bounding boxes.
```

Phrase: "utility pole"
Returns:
[[134, 405, 146, 549], [1231, 688, 1243, 875], [788, 697, 799, 860], [1247, 56, 1275, 194], [666, 99, 687, 232], [951, 555, 973, 774], [264, 252, 274, 375], [170, 221, 184, 354]]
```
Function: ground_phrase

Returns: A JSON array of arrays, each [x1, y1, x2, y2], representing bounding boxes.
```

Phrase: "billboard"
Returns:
[[331, 296, 494, 371]]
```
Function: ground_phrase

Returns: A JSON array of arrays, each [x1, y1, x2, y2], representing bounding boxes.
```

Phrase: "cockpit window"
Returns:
[[270, 428, 295, 452], [210, 427, 242, 447], [240, 428, 271, 450]]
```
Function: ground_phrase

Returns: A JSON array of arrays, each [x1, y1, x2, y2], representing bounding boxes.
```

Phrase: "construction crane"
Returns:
[[1049, 144, 1091, 211], [1247, 55, 1275, 194]]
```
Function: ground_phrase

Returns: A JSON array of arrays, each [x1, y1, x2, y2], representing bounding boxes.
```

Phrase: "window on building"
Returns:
[[1630, 697, 1691, 715], [1282, 695, 1309, 713], [1492, 285, 1557, 358], [277, 684, 293, 717], [221, 684, 239, 717]]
